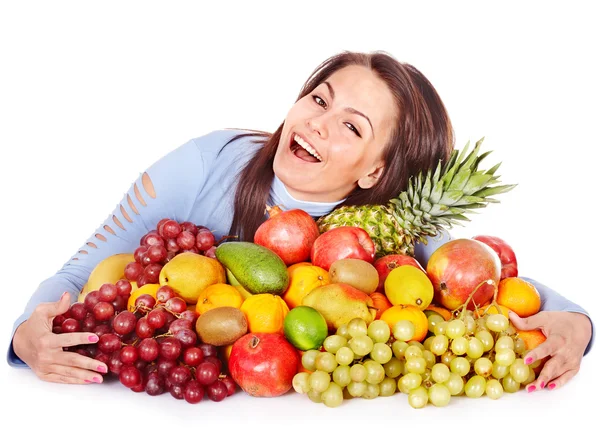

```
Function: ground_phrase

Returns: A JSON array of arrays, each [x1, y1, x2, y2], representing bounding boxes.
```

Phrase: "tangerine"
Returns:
[[283, 264, 329, 309], [496, 277, 541, 317], [369, 292, 393, 320], [380, 305, 428, 342], [240, 293, 290, 334], [195, 283, 243, 315]]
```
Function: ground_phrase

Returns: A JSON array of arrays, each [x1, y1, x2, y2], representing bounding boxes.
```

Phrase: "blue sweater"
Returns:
[[7, 129, 595, 366]]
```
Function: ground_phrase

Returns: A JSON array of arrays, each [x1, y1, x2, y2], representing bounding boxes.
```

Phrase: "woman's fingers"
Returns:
[[508, 310, 547, 331], [50, 332, 99, 349], [529, 354, 566, 391], [523, 334, 564, 365], [57, 351, 108, 374], [46, 364, 104, 384], [545, 368, 579, 390]]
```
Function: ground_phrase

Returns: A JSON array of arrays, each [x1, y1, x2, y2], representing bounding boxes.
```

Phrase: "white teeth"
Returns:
[[293, 134, 323, 161]]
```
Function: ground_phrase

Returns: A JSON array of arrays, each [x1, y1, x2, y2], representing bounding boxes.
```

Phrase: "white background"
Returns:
[[1, 0, 598, 426]]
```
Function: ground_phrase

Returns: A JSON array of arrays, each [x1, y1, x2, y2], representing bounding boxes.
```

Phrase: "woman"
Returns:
[[8, 50, 593, 392]]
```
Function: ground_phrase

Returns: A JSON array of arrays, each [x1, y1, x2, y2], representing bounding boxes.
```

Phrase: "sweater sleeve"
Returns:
[[7, 136, 209, 368], [414, 231, 595, 356]]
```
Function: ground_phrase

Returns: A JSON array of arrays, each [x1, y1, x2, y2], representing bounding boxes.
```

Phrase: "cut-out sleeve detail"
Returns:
[[95, 233, 107, 242], [72, 258, 79, 261], [104, 225, 116, 235], [120, 204, 133, 223], [86, 242, 97, 248], [142, 172, 156, 199], [113, 215, 126, 230], [78, 250, 88, 254], [127, 194, 139, 215], [134, 183, 147, 207]]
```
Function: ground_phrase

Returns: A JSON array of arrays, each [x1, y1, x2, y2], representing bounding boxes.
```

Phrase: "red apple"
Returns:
[[373, 254, 426, 293], [426, 238, 501, 310], [254, 206, 320, 266], [472, 235, 518, 279], [310, 226, 376, 271], [228, 333, 300, 398]]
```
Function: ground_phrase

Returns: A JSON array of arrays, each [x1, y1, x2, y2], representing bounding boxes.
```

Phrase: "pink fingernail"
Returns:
[[88, 335, 99, 343], [93, 377, 102, 383], [97, 365, 107, 373], [540, 382, 545, 389], [527, 385, 536, 393], [525, 357, 533, 364], [549, 383, 556, 390], [84, 379, 92, 383]]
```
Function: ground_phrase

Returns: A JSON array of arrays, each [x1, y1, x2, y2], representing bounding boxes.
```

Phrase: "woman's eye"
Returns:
[[313, 95, 360, 137], [313, 95, 326, 107], [346, 123, 361, 137]]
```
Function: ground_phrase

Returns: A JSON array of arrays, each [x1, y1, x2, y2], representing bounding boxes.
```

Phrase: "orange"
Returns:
[[283, 264, 329, 309], [127, 283, 161, 312], [369, 292, 393, 320], [380, 305, 428, 342], [517, 329, 547, 351], [425, 305, 452, 321], [496, 277, 541, 317], [195, 283, 243, 315], [240, 293, 290, 334], [474, 304, 511, 318]]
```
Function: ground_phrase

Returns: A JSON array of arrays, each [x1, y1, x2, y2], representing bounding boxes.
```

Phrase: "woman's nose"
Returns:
[[307, 116, 328, 139]]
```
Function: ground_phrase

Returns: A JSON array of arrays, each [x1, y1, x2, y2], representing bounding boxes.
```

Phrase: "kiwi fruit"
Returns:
[[195, 306, 248, 346]]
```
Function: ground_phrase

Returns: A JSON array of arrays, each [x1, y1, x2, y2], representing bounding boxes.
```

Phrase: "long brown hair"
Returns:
[[224, 50, 455, 241]]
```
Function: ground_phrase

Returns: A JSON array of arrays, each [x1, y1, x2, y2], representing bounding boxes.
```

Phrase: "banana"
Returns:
[[78, 253, 135, 301]]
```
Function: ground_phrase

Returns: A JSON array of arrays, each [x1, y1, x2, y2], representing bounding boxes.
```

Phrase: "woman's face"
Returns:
[[273, 65, 398, 202]]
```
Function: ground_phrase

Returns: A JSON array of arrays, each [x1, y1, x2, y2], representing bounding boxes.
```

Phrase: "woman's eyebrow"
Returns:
[[323, 81, 374, 137]]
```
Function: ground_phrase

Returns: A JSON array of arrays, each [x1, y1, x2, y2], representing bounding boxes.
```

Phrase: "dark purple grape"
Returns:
[[145, 372, 165, 396], [183, 347, 204, 367], [53, 314, 66, 327], [156, 358, 177, 378], [112, 311, 137, 335], [199, 343, 217, 358], [115, 279, 133, 296], [169, 384, 185, 400], [184, 380, 204, 404], [81, 313, 97, 332], [93, 302, 114, 321], [168, 366, 192, 386], [134, 246, 149, 263], [196, 361, 219, 386], [220, 375, 237, 396], [61, 318, 81, 333], [162, 221, 182, 239], [84, 291, 101, 311], [138, 338, 159, 362], [133, 359, 147, 373], [204, 356, 222, 373], [98, 333, 121, 354], [135, 317, 155, 339], [119, 365, 141, 388], [179, 221, 198, 235], [176, 231, 196, 250], [159, 337, 182, 361], [179, 310, 199, 324], [111, 295, 128, 312], [165, 297, 186, 314], [157, 218, 170, 238], [147, 308, 167, 329], [207, 380, 228, 402], [156, 286, 176, 303], [196, 229, 215, 252], [169, 318, 192, 334], [119, 345, 138, 364], [98, 283, 118, 302], [108, 351, 124, 375], [174, 329, 197, 348], [147, 244, 168, 263], [70, 303, 88, 321], [124, 262, 144, 282], [144, 263, 163, 284], [93, 324, 111, 337]]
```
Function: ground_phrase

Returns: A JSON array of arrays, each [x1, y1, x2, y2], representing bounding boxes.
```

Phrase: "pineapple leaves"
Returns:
[[472, 184, 518, 198]]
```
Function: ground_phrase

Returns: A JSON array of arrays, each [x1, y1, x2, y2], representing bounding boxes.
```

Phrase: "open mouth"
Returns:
[[290, 133, 323, 163]]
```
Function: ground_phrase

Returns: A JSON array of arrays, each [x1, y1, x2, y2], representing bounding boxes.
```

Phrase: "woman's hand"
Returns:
[[12, 292, 108, 384], [508, 310, 592, 391]]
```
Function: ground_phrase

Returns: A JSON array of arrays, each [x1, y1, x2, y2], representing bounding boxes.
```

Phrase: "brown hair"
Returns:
[[224, 50, 454, 241]]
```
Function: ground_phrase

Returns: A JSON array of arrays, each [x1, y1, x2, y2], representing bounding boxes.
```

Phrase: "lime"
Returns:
[[283, 306, 328, 351]]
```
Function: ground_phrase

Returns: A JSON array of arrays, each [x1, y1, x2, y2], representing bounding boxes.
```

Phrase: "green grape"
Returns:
[[441, 350, 456, 366], [502, 374, 520, 393], [446, 319, 466, 339], [398, 373, 422, 393], [336, 324, 351, 339], [309, 370, 331, 393], [362, 383, 380, 399], [430, 335, 449, 356], [525, 367, 536, 385], [423, 350, 436, 368], [307, 389, 323, 403], [465, 315, 476, 334], [321, 382, 344, 408], [393, 320, 416, 342], [348, 318, 368, 337], [450, 337, 468, 355], [405, 357, 427, 374], [486, 314, 509, 332], [364, 360, 386, 385], [323, 335, 348, 353], [514, 337, 526, 355], [495, 335, 515, 352], [466, 337, 485, 359], [474, 357, 493, 377], [510, 358, 530, 383], [332, 365, 351, 387], [427, 313, 445, 333], [315, 352, 338, 373], [302, 350, 320, 371], [383, 357, 404, 378], [367, 320, 391, 343], [464, 310, 474, 318], [428, 383, 451, 407], [485, 378, 504, 399], [431, 363, 450, 383], [434, 321, 449, 336], [444, 373, 464, 396], [350, 364, 367, 382], [408, 386, 429, 409], [475, 316, 488, 331], [335, 346, 354, 366], [347, 381, 367, 397], [465, 375, 486, 398], [495, 348, 516, 366], [528, 357, 542, 370], [349, 335, 374, 357], [292, 372, 311, 394], [423, 336, 435, 351], [408, 341, 425, 350], [392, 340, 409, 359], [379, 377, 397, 397], [405, 345, 424, 359], [492, 360, 510, 379], [506, 325, 516, 335], [370, 342, 393, 364], [450, 357, 470, 376], [475, 330, 494, 352]]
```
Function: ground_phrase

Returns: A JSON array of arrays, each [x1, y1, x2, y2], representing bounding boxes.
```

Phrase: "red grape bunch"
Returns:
[[56, 282, 237, 404], [124, 218, 218, 287]]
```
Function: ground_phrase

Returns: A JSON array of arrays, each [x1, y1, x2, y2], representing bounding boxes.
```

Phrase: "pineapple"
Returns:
[[316, 138, 516, 258]]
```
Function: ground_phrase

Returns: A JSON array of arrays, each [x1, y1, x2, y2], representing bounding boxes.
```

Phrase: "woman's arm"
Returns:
[[7, 134, 211, 371]]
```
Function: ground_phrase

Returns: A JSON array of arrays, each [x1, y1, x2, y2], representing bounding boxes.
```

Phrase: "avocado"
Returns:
[[215, 242, 289, 295]]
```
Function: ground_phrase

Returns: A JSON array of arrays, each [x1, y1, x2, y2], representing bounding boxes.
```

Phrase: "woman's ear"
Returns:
[[357, 163, 385, 189]]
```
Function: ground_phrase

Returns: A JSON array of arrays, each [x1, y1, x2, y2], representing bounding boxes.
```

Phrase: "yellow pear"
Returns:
[[159, 253, 226, 304]]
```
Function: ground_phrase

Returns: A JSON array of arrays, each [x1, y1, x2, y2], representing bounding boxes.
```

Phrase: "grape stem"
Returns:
[[456, 279, 496, 320], [215, 235, 239, 246]]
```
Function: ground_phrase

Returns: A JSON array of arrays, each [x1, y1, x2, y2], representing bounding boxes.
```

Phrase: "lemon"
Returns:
[[384, 265, 434, 310], [283, 306, 328, 351]]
